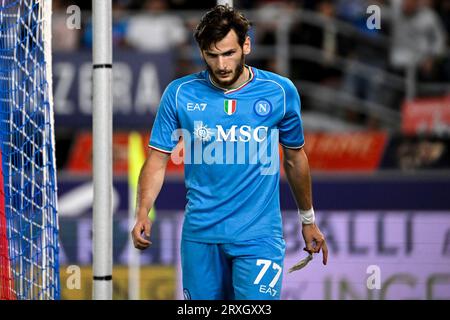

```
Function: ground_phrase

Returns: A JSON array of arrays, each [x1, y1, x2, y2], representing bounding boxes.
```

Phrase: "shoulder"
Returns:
[[164, 71, 207, 96], [253, 67, 299, 96]]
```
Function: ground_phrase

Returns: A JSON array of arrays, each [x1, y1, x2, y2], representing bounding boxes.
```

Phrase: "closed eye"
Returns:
[[205, 50, 236, 58], [222, 50, 235, 57]]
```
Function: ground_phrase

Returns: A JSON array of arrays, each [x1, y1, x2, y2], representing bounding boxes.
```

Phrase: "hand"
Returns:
[[131, 216, 152, 250], [301, 223, 328, 265]]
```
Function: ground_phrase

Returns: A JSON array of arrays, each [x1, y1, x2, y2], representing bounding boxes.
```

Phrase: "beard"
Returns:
[[206, 53, 245, 88]]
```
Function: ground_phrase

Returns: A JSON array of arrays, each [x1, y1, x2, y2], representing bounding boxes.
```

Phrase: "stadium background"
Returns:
[[53, 0, 450, 299]]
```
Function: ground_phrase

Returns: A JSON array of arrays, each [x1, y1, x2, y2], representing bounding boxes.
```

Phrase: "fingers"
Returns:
[[322, 241, 328, 265], [131, 222, 152, 250], [302, 224, 328, 265], [305, 239, 323, 254], [304, 241, 328, 265], [315, 238, 324, 254], [305, 241, 315, 254], [143, 220, 151, 238], [134, 241, 151, 250], [134, 235, 152, 250]]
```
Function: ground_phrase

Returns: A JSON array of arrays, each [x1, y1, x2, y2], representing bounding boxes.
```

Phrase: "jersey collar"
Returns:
[[207, 65, 255, 95]]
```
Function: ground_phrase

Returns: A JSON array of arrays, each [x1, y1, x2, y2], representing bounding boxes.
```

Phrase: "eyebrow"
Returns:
[[205, 49, 236, 57]]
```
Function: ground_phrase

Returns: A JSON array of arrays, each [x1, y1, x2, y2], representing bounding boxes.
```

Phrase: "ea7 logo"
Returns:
[[187, 102, 207, 111]]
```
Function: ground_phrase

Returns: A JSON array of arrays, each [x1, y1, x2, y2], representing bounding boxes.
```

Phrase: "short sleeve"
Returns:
[[278, 80, 305, 148], [148, 84, 180, 153]]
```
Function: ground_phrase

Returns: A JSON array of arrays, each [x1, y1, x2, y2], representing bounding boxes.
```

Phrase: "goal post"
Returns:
[[92, 0, 113, 300], [0, 0, 59, 300]]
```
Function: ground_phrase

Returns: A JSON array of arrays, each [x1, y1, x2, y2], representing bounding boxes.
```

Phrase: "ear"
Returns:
[[242, 36, 251, 55]]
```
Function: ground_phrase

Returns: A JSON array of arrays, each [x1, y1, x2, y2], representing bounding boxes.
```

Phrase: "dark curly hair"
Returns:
[[194, 5, 251, 51]]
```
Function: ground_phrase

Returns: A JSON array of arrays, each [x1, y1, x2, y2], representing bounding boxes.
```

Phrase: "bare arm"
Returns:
[[283, 146, 328, 265], [131, 148, 170, 250], [283, 147, 312, 211]]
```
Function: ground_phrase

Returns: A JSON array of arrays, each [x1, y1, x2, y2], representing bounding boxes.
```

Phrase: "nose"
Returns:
[[217, 56, 227, 71]]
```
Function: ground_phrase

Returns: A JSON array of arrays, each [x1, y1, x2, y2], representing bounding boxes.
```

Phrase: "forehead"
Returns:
[[205, 29, 240, 53]]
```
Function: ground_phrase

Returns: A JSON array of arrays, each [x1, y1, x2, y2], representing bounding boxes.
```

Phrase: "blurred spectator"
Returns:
[[125, 0, 187, 52], [434, 0, 450, 46], [432, 0, 450, 82], [252, 0, 298, 74], [290, 0, 344, 83], [174, 16, 205, 77], [390, 0, 447, 82], [340, 0, 388, 128], [254, 0, 295, 45]]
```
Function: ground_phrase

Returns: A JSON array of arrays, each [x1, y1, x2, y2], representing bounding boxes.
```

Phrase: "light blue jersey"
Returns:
[[149, 66, 304, 243]]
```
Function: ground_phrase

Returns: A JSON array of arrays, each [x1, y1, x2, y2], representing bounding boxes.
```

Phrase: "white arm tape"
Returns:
[[298, 207, 315, 225]]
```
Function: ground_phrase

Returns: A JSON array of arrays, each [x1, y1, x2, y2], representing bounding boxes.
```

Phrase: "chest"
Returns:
[[176, 86, 284, 132]]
